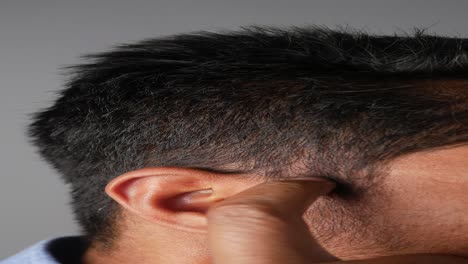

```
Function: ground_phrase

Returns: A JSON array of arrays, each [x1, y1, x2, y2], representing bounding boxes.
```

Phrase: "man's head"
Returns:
[[28, 25, 468, 261]]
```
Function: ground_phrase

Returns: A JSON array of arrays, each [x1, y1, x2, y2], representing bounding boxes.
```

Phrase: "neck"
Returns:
[[82, 228, 211, 264]]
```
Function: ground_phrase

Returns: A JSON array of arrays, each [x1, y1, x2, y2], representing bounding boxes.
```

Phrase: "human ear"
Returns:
[[105, 166, 260, 233]]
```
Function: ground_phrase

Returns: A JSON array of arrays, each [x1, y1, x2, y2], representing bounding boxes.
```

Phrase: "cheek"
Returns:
[[300, 193, 406, 260], [298, 174, 468, 260], [382, 173, 468, 246]]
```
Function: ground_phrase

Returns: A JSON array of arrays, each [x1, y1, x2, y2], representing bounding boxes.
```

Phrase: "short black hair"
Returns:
[[28, 25, 468, 246]]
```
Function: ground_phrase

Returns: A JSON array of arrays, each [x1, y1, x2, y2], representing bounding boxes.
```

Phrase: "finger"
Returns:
[[210, 177, 336, 219], [325, 254, 468, 264], [206, 178, 337, 264]]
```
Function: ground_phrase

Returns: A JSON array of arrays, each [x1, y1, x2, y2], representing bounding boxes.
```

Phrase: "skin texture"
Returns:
[[82, 145, 468, 263]]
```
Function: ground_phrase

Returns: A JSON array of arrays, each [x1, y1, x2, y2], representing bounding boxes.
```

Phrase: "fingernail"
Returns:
[[185, 188, 213, 199]]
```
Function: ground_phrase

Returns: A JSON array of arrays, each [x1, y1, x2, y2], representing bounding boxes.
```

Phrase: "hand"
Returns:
[[206, 178, 467, 264]]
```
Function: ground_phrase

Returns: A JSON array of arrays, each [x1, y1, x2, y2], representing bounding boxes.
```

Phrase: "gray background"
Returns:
[[1, 0, 468, 258]]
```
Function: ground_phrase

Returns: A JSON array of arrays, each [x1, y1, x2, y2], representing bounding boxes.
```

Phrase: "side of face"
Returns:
[[103, 145, 468, 262], [303, 145, 468, 260]]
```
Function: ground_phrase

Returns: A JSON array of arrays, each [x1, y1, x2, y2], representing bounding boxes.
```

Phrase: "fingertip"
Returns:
[[284, 176, 336, 188], [279, 177, 337, 197]]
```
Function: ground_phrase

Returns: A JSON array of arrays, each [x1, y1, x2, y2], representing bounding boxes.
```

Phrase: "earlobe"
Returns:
[[104, 166, 257, 233]]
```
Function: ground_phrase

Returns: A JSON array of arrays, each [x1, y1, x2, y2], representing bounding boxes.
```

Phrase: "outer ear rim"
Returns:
[[104, 166, 205, 203], [105, 166, 253, 199]]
